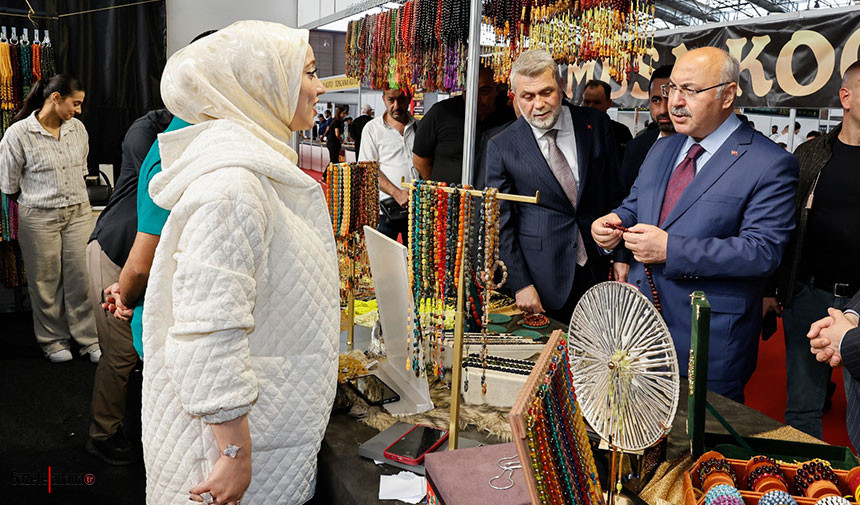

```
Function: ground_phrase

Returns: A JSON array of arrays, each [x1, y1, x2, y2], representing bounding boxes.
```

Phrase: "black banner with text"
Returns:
[[567, 7, 860, 108]]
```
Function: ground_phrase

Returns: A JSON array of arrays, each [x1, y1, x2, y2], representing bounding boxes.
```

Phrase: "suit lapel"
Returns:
[[649, 135, 686, 225], [570, 104, 592, 206], [660, 123, 753, 229], [511, 118, 572, 209]]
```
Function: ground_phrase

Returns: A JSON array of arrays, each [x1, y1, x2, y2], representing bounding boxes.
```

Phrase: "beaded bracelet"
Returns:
[[815, 496, 851, 505], [704, 484, 743, 505], [758, 490, 798, 505], [699, 458, 737, 492], [795, 460, 841, 499], [747, 465, 790, 494]]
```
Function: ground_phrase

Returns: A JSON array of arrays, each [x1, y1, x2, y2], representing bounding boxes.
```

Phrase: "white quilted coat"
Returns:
[[140, 118, 340, 505]]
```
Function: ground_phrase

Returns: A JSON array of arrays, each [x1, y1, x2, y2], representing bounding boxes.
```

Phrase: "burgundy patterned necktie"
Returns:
[[659, 143, 705, 227]]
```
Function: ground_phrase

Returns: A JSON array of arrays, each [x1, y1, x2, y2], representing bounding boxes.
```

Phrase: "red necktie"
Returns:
[[659, 143, 705, 227]]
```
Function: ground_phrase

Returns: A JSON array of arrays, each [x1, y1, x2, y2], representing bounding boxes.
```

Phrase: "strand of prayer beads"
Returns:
[[324, 162, 380, 238], [407, 182, 505, 382]]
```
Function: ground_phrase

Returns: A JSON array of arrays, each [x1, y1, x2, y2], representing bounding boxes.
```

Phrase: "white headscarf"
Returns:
[[160, 20, 309, 163]]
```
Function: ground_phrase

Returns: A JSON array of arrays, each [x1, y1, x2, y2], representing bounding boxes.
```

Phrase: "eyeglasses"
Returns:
[[660, 81, 732, 98]]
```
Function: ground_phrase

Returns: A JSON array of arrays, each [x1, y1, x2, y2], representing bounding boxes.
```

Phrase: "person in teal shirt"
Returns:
[[105, 115, 191, 357]]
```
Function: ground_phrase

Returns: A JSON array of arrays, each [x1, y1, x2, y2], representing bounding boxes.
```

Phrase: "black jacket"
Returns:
[[89, 109, 173, 266], [619, 127, 661, 196], [772, 124, 842, 307]]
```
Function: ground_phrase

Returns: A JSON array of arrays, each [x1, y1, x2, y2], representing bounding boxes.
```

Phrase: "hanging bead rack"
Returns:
[[345, 0, 656, 92], [324, 161, 381, 350]]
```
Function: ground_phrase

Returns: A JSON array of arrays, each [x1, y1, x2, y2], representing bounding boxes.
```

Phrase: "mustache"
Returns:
[[670, 106, 691, 117], [655, 113, 670, 122]]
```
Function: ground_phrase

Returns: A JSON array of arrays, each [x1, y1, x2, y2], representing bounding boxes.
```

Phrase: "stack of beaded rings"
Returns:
[[746, 456, 790, 494], [699, 456, 738, 494], [814, 496, 851, 505], [794, 460, 841, 500], [757, 490, 798, 505], [847, 466, 860, 503], [704, 484, 744, 505]]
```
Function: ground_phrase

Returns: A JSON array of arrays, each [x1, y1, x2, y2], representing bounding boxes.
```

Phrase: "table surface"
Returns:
[[313, 376, 783, 504]]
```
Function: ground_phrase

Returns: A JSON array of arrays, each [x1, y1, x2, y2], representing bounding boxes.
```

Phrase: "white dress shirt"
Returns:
[[358, 112, 418, 200], [672, 113, 742, 175], [528, 106, 579, 185]]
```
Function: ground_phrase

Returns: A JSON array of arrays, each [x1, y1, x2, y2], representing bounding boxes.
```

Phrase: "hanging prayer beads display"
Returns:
[[406, 181, 507, 384], [324, 162, 380, 305], [345, 0, 655, 92], [509, 330, 604, 505], [346, 0, 471, 92]]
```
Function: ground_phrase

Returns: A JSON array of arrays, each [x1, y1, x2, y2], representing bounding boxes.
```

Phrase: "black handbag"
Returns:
[[87, 170, 113, 206], [380, 196, 408, 222]]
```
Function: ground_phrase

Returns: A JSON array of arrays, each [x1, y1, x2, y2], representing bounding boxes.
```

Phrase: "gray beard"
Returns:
[[527, 107, 561, 130]]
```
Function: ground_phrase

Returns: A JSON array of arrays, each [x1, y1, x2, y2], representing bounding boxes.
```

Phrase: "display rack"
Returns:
[[401, 178, 539, 449], [509, 330, 604, 505], [325, 161, 380, 351]]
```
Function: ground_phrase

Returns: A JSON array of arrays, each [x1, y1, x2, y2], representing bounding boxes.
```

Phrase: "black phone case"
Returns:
[[346, 375, 400, 406]]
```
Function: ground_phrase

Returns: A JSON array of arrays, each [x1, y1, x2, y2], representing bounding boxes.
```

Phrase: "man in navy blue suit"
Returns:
[[485, 50, 622, 324], [809, 289, 860, 449], [592, 47, 798, 402]]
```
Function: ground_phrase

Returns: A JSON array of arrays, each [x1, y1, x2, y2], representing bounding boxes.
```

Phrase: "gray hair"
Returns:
[[715, 50, 740, 99], [361, 104, 373, 114], [510, 50, 561, 91]]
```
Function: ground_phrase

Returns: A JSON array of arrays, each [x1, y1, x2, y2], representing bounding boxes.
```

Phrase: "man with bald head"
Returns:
[[591, 47, 799, 401], [768, 60, 860, 437]]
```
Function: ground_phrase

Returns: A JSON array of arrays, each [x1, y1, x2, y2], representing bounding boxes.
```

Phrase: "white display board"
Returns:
[[364, 226, 434, 414]]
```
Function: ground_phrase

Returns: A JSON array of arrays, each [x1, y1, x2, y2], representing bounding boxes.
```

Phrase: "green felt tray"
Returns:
[[512, 329, 543, 340]]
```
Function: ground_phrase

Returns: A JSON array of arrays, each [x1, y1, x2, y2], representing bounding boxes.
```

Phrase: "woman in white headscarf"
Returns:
[[140, 21, 337, 505]]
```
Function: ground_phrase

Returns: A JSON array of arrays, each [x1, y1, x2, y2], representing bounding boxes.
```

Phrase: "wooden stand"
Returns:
[[346, 239, 356, 351], [401, 179, 539, 449]]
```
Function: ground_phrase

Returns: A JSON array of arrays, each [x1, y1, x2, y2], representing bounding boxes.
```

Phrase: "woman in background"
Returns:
[[0, 74, 99, 363]]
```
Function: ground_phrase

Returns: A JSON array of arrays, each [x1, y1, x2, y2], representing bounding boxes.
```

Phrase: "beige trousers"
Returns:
[[86, 240, 138, 440], [17, 202, 98, 355]]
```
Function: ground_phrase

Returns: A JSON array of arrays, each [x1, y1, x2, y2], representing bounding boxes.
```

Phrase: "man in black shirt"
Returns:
[[767, 60, 860, 439], [582, 79, 632, 164], [85, 108, 172, 465], [326, 105, 347, 165], [352, 104, 374, 156], [413, 66, 515, 183]]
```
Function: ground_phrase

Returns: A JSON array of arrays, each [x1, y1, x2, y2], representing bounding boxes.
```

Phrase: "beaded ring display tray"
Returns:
[[508, 330, 604, 505], [682, 451, 859, 505]]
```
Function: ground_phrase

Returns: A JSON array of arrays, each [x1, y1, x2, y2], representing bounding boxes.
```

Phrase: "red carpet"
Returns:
[[301, 164, 854, 450], [744, 318, 853, 449]]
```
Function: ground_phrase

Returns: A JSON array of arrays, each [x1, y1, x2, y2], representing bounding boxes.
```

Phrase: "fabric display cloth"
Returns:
[[0, 34, 57, 288]]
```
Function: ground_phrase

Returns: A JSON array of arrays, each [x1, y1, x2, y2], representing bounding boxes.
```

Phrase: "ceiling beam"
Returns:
[[746, 0, 788, 12], [660, 0, 721, 22], [653, 4, 691, 25]]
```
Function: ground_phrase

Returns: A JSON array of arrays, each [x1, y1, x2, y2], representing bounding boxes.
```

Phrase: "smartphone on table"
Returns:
[[345, 374, 400, 406], [383, 424, 449, 465]]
